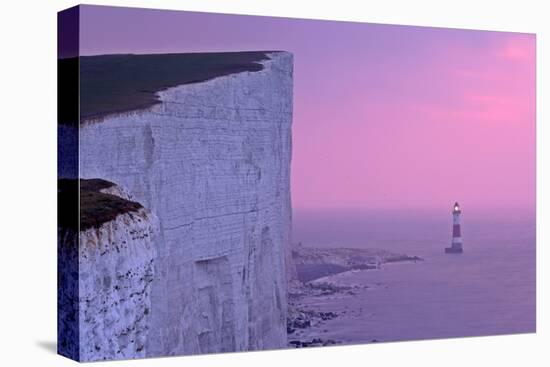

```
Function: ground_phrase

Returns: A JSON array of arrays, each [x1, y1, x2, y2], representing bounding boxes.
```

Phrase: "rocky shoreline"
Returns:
[[292, 244, 422, 283], [287, 296, 340, 348], [287, 245, 422, 347]]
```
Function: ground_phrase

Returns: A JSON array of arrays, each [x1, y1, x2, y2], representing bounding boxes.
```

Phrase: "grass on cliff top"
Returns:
[[58, 178, 143, 231], [79, 178, 116, 192], [59, 51, 274, 124]]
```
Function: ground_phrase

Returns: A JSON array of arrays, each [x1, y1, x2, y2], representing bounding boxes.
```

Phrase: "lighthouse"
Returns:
[[445, 202, 463, 254]]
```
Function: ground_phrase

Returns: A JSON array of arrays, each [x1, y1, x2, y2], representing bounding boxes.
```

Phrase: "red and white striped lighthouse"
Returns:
[[445, 202, 463, 253]]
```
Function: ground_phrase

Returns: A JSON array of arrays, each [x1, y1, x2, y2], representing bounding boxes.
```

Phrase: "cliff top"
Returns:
[[58, 178, 143, 231], [59, 51, 284, 124]]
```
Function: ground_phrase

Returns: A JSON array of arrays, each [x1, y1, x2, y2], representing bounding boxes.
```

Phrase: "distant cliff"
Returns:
[[71, 51, 293, 358]]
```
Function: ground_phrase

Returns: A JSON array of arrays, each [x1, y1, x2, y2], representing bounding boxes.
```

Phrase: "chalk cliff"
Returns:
[[76, 52, 293, 357], [78, 202, 158, 361], [58, 179, 159, 361]]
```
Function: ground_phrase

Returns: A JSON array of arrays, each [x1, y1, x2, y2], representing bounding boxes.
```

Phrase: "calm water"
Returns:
[[292, 208, 536, 343]]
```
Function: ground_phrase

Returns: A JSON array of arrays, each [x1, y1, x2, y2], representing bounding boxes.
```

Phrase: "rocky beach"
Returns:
[[287, 245, 422, 347]]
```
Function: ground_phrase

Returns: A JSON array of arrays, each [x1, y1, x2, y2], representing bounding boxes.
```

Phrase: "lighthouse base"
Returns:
[[445, 246, 463, 254]]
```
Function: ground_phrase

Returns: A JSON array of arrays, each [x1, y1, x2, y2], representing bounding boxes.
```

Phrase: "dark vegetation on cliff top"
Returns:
[[58, 178, 143, 232], [58, 51, 275, 125]]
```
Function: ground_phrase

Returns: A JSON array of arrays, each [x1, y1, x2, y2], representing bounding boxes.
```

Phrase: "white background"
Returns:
[[0, 0, 547, 365]]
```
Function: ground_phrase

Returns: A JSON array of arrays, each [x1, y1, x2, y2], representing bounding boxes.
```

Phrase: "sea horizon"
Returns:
[[292, 206, 535, 251]]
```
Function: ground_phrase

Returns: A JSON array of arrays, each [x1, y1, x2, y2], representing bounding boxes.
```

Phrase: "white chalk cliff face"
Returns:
[[79, 205, 159, 361], [79, 52, 293, 357], [57, 181, 159, 362]]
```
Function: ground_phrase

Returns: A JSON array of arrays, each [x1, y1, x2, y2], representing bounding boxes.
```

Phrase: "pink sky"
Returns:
[[294, 32, 536, 211], [79, 6, 536, 212]]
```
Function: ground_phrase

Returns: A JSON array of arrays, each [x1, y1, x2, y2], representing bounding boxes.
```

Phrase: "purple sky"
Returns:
[[78, 5, 535, 212]]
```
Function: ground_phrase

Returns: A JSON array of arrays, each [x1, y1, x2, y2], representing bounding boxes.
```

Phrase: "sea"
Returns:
[[292, 208, 536, 343]]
